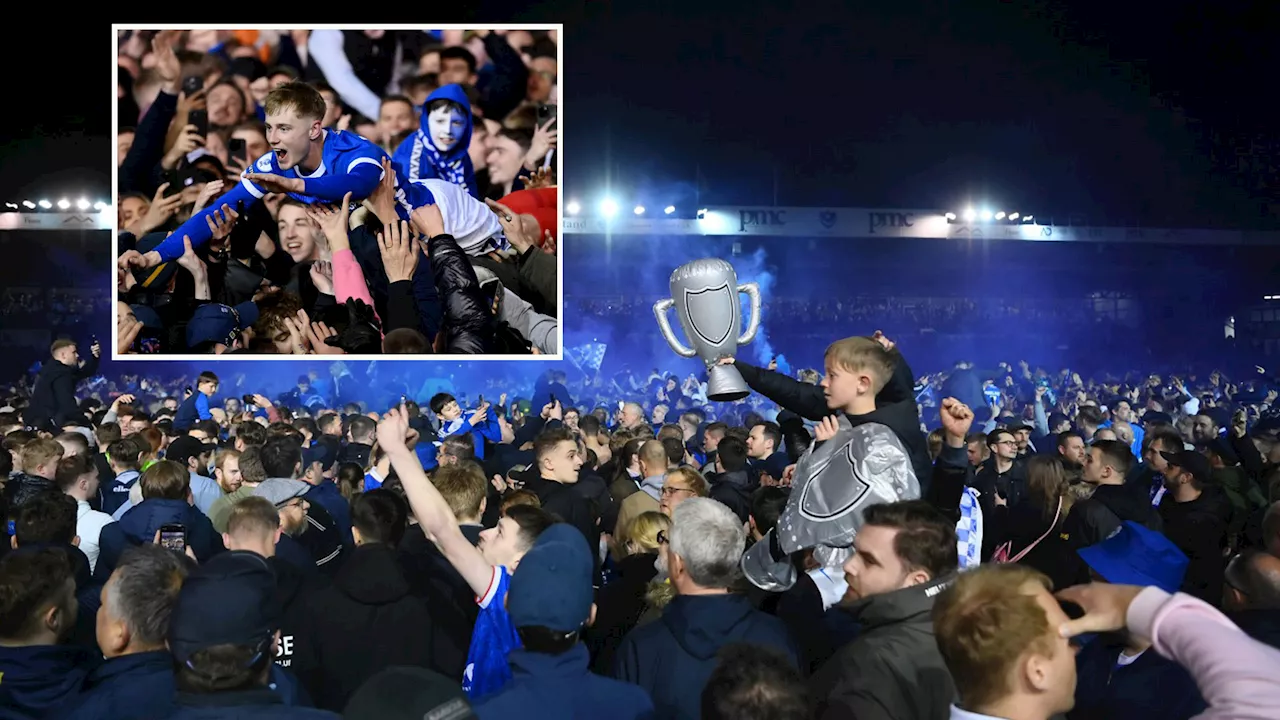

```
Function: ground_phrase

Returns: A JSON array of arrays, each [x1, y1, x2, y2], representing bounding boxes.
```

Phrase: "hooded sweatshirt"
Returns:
[[614, 593, 797, 720], [0, 644, 90, 719], [392, 84, 478, 198]]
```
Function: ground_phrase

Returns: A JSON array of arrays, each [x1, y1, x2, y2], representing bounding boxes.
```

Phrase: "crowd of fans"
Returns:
[[116, 29, 559, 355], [2, 329, 1280, 719], [574, 295, 1114, 338]]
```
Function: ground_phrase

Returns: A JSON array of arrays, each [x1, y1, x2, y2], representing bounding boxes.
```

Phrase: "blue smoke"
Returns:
[[729, 247, 790, 374]]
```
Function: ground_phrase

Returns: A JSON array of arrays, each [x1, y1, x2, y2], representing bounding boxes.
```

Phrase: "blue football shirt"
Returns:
[[462, 565, 520, 700]]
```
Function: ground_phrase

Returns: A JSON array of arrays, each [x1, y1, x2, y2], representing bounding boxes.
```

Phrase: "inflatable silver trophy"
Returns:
[[653, 258, 762, 402]]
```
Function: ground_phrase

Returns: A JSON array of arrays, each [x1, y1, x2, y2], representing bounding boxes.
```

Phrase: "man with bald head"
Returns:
[[612, 439, 669, 554], [1223, 548, 1280, 650]]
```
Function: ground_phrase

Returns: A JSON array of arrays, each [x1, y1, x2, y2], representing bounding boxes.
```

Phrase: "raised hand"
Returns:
[[305, 192, 353, 251], [484, 198, 534, 253], [204, 204, 239, 243], [306, 320, 344, 355], [244, 173, 303, 195], [378, 219, 419, 283], [940, 398, 974, 441], [814, 415, 841, 442], [524, 117, 557, 170], [1055, 583, 1145, 640], [309, 260, 334, 295], [364, 158, 398, 225], [375, 404, 412, 452], [192, 179, 225, 216]]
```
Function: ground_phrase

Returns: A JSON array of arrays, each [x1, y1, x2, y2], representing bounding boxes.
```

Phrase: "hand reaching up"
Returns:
[[305, 192, 353, 252], [376, 404, 412, 453], [814, 415, 841, 442], [378, 219, 419, 283]]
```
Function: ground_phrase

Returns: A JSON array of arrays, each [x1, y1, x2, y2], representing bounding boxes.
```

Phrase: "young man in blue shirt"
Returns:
[[128, 81, 434, 269], [173, 371, 219, 431], [376, 404, 555, 701]]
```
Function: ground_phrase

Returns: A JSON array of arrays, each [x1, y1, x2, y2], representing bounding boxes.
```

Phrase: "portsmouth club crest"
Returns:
[[819, 210, 837, 229]]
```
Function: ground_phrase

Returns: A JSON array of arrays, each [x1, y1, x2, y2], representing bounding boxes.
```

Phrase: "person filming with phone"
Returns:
[[94, 460, 225, 582]]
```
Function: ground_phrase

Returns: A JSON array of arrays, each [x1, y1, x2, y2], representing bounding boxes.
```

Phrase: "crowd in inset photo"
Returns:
[[2, 329, 1280, 718], [116, 29, 559, 355]]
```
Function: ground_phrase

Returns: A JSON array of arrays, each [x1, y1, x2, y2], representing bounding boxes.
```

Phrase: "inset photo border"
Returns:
[[113, 25, 562, 360]]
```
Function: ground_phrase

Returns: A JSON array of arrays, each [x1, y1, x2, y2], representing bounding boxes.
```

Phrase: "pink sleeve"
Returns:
[[1128, 587, 1280, 719], [330, 249, 381, 327]]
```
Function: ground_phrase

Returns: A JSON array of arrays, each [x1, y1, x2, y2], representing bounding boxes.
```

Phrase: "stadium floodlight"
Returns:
[[38, 199, 52, 209], [566, 200, 581, 215], [696, 208, 708, 219], [979, 209, 993, 221], [1022, 215, 1034, 224], [664, 205, 675, 215], [1008, 212, 1019, 221], [22, 200, 35, 209], [995, 211, 1006, 220], [599, 198, 619, 218], [3, 202, 16, 210], [56, 198, 70, 210], [76, 198, 90, 210], [93, 201, 107, 211], [633, 205, 645, 215], [962, 208, 977, 222], [944, 212, 957, 221]]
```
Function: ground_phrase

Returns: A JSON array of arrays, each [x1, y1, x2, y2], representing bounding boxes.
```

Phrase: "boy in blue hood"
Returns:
[[392, 84, 479, 199]]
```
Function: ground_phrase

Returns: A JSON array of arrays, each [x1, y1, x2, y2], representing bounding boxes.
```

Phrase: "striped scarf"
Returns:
[[956, 487, 984, 570], [420, 133, 470, 194]]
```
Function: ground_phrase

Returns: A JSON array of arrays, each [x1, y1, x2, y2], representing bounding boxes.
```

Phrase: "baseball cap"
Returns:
[[166, 436, 215, 466], [1160, 450, 1213, 485], [1003, 421, 1032, 433], [168, 551, 279, 663], [186, 301, 260, 350], [508, 524, 593, 633], [344, 666, 476, 720], [1078, 521, 1188, 594], [1202, 438, 1239, 467], [128, 304, 165, 330], [302, 441, 338, 473], [252, 477, 309, 507], [499, 187, 557, 245], [1142, 411, 1173, 426]]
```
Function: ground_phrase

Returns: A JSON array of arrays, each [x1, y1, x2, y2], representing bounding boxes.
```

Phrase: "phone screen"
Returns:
[[182, 75, 204, 96], [228, 138, 247, 164], [159, 524, 186, 552], [189, 109, 209, 138]]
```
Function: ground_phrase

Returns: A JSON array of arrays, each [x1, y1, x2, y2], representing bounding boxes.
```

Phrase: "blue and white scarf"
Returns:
[[418, 131, 471, 195], [956, 487, 984, 570]]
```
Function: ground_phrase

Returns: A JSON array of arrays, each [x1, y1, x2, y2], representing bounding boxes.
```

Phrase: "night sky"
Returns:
[[3, 4, 1277, 229]]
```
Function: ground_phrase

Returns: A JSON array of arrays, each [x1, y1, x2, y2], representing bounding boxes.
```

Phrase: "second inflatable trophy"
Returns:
[[653, 258, 762, 401]]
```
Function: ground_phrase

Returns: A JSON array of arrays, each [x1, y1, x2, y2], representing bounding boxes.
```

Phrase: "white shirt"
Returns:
[[76, 499, 115, 574], [411, 178, 504, 255], [949, 705, 1008, 720]]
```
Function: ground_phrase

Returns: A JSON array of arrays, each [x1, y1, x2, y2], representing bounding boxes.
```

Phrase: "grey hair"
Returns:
[[670, 497, 745, 589], [105, 545, 194, 647]]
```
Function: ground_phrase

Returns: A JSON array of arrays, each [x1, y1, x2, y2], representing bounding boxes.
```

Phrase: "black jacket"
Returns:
[[522, 473, 601, 582], [707, 469, 754, 524], [397, 522, 483, 683], [1159, 485, 1231, 605], [271, 555, 330, 672], [587, 551, 659, 675], [1064, 483, 1162, 553], [26, 355, 98, 431], [810, 575, 957, 720], [736, 352, 932, 496], [291, 542, 439, 712], [614, 593, 798, 720], [4, 473, 58, 514], [427, 233, 493, 354]]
